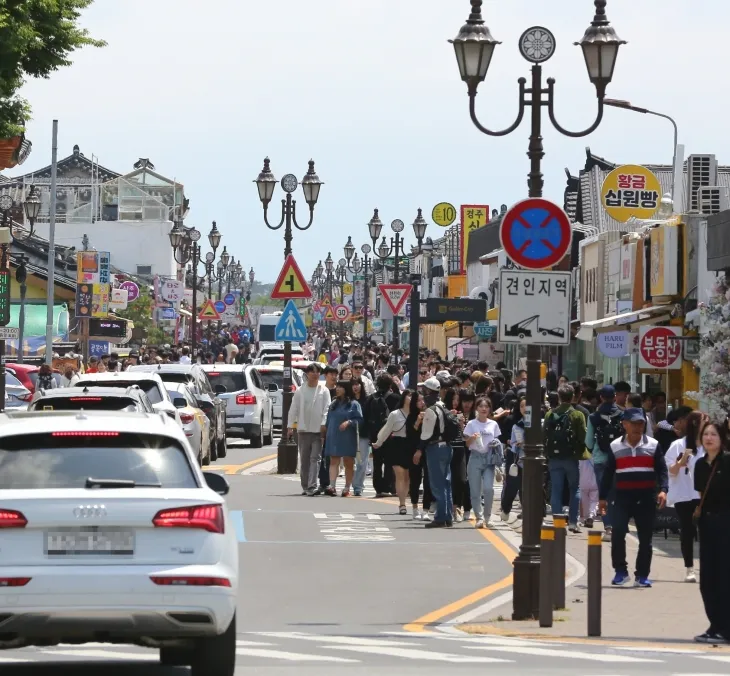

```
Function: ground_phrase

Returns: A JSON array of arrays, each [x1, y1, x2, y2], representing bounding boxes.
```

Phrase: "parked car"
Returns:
[[200, 364, 274, 448], [4, 372, 32, 409], [74, 371, 183, 428], [165, 382, 212, 466], [128, 364, 226, 461], [0, 409, 237, 675], [29, 386, 155, 414], [255, 365, 303, 427]]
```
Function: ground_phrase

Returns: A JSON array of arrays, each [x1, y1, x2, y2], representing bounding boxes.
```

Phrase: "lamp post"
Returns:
[[255, 157, 323, 471], [407, 212, 429, 392], [169, 222, 221, 358], [343, 237, 374, 343], [604, 98, 678, 204], [451, 0, 624, 620], [15, 255, 28, 364]]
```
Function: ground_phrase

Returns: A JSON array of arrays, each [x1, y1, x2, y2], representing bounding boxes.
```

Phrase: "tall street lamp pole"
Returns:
[[255, 157, 323, 472], [408, 210, 428, 391], [451, 0, 624, 620], [343, 238, 373, 343]]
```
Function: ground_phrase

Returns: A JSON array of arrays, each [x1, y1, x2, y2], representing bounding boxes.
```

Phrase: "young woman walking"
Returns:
[[324, 380, 363, 497]]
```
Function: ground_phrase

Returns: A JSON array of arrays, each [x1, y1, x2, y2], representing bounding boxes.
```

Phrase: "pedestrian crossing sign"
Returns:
[[198, 298, 220, 320], [271, 254, 312, 299], [275, 300, 307, 342]]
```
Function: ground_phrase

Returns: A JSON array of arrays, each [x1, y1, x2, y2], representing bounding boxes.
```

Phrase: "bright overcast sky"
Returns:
[[15, 0, 727, 281]]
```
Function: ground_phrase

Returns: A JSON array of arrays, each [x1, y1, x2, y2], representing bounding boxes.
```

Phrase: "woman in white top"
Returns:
[[464, 397, 503, 528], [666, 411, 707, 583], [374, 390, 412, 515]]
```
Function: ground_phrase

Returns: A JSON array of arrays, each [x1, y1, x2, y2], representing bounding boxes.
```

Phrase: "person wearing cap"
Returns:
[[599, 408, 668, 588], [586, 385, 623, 537], [419, 376, 454, 528]]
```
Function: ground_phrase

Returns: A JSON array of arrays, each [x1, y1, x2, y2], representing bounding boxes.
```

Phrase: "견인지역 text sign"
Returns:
[[497, 269, 571, 346]]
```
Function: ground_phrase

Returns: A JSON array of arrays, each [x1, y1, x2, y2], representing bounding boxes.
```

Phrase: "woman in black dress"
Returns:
[[444, 388, 469, 523], [407, 391, 432, 520]]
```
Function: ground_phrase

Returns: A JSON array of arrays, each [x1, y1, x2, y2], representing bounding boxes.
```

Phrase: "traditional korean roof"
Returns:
[[12, 144, 120, 183]]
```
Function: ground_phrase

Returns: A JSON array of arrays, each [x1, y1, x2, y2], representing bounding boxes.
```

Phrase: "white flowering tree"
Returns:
[[689, 275, 730, 420]]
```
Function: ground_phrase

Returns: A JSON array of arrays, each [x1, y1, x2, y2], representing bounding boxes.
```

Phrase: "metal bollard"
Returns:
[[552, 515, 567, 610], [587, 530, 602, 637], [539, 526, 555, 627]]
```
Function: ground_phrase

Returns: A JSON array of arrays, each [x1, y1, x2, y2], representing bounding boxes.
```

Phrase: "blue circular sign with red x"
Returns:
[[500, 198, 572, 269]]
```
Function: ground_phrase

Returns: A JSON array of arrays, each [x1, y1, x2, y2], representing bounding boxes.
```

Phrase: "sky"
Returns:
[[13, 0, 730, 283]]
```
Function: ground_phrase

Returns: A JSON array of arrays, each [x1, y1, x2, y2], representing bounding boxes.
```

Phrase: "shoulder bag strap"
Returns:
[[697, 458, 721, 515]]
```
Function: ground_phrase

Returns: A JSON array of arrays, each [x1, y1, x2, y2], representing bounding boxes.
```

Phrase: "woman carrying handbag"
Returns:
[[693, 421, 730, 644]]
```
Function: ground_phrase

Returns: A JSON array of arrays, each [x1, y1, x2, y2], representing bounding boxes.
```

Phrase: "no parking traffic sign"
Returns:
[[500, 198, 572, 269]]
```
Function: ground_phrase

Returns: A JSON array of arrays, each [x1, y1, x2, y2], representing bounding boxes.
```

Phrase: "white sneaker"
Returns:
[[685, 568, 697, 583], [486, 518, 497, 528], [475, 519, 485, 529], [500, 511, 509, 521], [455, 511, 464, 523], [464, 510, 471, 521], [412, 507, 421, 520], [422, 511, 432, 522]]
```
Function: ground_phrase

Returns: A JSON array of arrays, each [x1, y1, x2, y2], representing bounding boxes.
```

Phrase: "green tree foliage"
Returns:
[[115, 286, 170, 346], [0, 0, 105, 136]]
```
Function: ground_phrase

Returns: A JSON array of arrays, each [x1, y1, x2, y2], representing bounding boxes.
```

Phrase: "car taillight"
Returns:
[[0, 509, 27, 528], [0, 578, 31, 587], [18, 393, 32, 402], [52, 431, 120, 437], [150, 576, 230, 587], [180, 412, 195, 424], [236, 392, 256, 405], [152, 505, 224, 534]]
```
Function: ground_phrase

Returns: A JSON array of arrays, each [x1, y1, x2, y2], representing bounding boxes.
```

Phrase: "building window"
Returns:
[[136, 265, 152, 276]]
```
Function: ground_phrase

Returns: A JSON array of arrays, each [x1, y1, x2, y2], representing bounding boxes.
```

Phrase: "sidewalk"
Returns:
[[461, 502, 724, 648]]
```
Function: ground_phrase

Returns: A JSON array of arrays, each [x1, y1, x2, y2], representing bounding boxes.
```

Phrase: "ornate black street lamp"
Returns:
[[343, 237, 374, 342], [451, 0, 624, 620]]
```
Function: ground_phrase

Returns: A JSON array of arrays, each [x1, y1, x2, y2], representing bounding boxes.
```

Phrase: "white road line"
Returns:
[[236, 640, 275, 647], [313, 513, 327, 519], [235, 647, 357, 662], [253, 632, 418, 646], [466, 645, 662, 663], [39, 648, 157, 660], [615, 646, 714, 654], [0, 656, 31, 663], [339, 513, 355, 519], [327, 645, 510, 663], [382, 631, 555, 648], [697, 655, 730, 663], [366, 513, 382, 519]]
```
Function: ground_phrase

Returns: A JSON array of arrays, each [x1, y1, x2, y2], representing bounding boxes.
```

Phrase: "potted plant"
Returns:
[[0, 97, 31, 170]]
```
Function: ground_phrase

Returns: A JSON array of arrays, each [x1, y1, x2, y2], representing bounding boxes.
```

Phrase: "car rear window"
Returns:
[[258, 372, 282, 390], [76, 380, 163, 405], [31, 396, 138, 412], [156, 372, 193, 385], [0, 433, 197, 489], [205, 371, 246, 393]]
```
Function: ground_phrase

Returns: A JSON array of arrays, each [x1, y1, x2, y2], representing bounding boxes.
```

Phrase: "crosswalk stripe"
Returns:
[[697, 655, 730, 663], [236, 647, 357, 662], [0, 656, 30, 663], [467, 645, 662, 663], [384, 631, 555, 647], [236, 640, 274, 647], [253, 632, 418, 646], [327, 645, 511, 663]]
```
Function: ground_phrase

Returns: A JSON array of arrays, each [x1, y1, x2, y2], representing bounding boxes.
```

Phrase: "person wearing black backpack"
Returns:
[[419, 376, 461, 528], [364, 373, 399, 497], [586, 385, 623, 538], [544, 384, 587, 533]]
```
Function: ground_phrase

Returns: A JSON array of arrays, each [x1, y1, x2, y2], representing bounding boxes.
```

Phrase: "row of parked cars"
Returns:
[[0, 343, 311, 675]]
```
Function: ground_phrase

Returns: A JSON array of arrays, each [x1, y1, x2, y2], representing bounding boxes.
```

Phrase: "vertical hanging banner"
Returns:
[[460, 204, 490, 273], [0, 270, 10, 326]]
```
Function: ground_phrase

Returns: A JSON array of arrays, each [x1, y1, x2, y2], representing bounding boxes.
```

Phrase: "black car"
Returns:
[[128, 364, 227, 460]]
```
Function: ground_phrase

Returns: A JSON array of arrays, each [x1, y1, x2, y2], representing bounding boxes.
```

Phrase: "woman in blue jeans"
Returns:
[[464, 397, 504, 528]]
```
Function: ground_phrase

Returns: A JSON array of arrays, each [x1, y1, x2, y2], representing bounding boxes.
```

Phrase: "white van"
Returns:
[[257, 313, 283, 345]]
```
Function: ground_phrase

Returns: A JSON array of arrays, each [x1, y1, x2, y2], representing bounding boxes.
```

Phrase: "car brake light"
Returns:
[[0, 578, 31, 587], [152, 504, 224, 534], [69, 397, 103, 402], [236, 392, 256, 405], [208, 372, 220, 376], [180, 412, 195, 424], [150, 576, 230, 587], [0, 509, 27, 529], [52, 431, 120, 437]]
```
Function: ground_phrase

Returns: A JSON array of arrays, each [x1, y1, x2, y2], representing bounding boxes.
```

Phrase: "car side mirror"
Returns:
[[267, 383, 278, 393], [173, 397, 187, 408], [204, 472, 230, 496], [214, 384, 227, 394]]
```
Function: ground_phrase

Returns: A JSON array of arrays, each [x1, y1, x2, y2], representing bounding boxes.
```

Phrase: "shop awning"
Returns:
[[577, 305, 672, 341]]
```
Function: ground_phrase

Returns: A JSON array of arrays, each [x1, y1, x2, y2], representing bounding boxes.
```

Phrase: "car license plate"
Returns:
[[45, 528, 135, 556]]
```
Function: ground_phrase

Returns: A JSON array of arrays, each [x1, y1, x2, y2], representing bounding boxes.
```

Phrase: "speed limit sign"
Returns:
[[334, 304, 350, 321]]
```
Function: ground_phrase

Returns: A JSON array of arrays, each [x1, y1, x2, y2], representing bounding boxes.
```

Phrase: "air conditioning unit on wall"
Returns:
[[697, 186, 730, 215], [687, 154, 718, 212]]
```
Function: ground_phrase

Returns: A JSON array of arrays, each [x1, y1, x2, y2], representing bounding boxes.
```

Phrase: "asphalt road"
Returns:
[[2, 436, 729, 675]]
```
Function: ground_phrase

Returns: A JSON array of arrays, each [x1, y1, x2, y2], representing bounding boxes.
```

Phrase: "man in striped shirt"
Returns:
[[598, 408, 668, 588]]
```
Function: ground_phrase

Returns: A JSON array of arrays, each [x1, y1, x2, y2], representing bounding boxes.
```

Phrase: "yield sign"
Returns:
[[271, 254, 312, 299], [499, 198, 572, 270], [198, 299, 220, 320], [378, 284, 412, 316]]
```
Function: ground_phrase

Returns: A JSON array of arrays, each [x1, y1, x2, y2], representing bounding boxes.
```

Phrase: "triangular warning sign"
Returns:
[[198, 299, 221, 320], [271, 254, 312, 299], [320, 294, 332, 307], [324, 305, 335, 320], [378, 284, 412, 316]]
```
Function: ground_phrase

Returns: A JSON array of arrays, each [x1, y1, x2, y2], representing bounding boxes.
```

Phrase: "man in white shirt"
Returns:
[[179, 346, 192, 364], [351, 359, 375, 395], [288, 363, 331, 496]]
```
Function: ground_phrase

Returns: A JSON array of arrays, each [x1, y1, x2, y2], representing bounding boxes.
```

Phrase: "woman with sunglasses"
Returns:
[[666, 411, 707, 583]]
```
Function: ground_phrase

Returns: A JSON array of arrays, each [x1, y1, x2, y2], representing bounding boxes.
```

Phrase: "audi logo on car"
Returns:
[[73, 505, 107, 518]]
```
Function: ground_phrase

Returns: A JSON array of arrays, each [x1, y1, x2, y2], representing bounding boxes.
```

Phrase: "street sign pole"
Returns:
[[408, 277, 420, 398]]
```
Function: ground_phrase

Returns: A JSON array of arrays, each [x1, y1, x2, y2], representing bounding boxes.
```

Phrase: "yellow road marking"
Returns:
[[202, 453, 278, 475], [403, 525, 516, 632]]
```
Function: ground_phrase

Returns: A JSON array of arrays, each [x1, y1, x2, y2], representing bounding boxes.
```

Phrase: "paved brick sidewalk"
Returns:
[[462, 505, 723, 647]]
